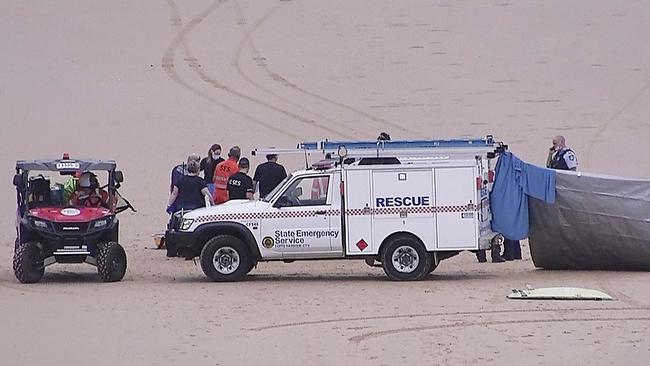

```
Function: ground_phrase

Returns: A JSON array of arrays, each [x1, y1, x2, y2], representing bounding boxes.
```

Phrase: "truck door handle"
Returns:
[[315, 210, 327, 215]]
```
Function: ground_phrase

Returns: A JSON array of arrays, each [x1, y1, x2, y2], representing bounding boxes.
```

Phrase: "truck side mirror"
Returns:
[[294, 187, 303, 197], [114, 170, 124, 183], [13, 174, 22, 187]]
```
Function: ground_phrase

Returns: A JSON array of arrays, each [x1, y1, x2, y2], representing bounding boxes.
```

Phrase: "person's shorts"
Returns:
[[207, 183, 215, 195]]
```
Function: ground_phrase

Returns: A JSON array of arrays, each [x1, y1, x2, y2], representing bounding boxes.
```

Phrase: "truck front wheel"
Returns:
[[381, 236, 431, 281], [200, 235, 252, 282]]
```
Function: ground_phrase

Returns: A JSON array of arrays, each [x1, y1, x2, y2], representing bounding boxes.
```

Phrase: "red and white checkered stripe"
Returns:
[[195, 209, 341, 223], [195, 205, 477, 223]]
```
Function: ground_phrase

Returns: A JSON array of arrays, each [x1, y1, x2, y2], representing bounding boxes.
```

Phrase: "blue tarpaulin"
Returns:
[[491, 152, 556, 240]]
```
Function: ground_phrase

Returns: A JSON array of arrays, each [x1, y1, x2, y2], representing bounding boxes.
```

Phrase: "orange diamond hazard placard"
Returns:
[[356, 239, 368, 251]]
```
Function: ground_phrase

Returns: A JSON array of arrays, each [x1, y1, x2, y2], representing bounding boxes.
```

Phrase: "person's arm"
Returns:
[[252, 167, 260, 194], [170, 166, 177, 193], [245, 177, 255, 200], [564, 151, 578, 171], [212, 163, 221, 184], [69, 192, 78, 206], [201, 187, 214, 205], [101, 189, 114, 208], [546, 148, 555, 168], [168, 186, 179, 208]]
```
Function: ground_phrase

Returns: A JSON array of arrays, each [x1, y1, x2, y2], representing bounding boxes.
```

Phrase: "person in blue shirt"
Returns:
[[168, 153, 201, 214]]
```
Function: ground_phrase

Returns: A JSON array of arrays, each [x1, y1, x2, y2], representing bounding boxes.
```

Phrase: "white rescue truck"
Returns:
[[164, 136, 506, 281]]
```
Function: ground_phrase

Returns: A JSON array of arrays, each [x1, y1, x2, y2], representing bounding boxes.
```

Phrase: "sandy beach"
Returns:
[[1, 0, 649, 364]]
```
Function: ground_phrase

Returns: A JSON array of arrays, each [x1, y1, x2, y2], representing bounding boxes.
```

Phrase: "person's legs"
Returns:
[[503, 239, 515, 261], [475, 250, 487, 263], [513, 240, 522, 259], [491, 245, 505, 262]]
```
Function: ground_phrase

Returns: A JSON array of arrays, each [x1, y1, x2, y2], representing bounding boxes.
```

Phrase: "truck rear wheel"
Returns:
[[13, 241, 45, 284], [97, 242, 127, 282], [200, 235, 252, 282], [381, 236, 431, 281]]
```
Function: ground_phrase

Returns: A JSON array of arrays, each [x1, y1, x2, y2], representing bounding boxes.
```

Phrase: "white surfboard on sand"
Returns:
[[508, 287, 614, 301]]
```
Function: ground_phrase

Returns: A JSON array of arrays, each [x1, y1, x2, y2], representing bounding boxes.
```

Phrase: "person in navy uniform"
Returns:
[[546, 135, 578, 171], [227, 158, 254, 200]]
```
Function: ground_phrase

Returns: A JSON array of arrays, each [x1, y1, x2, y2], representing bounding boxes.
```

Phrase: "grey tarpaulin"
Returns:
[[529, 171, 650, 270]]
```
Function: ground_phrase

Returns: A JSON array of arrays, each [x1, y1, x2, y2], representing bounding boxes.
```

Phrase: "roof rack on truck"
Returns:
[[252, 135, 507, 166]]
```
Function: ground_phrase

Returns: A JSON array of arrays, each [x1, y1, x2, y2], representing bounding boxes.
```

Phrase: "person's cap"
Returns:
[[238, 157, 250, 168]]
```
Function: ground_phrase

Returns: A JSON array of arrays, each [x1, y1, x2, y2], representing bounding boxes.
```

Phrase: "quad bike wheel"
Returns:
[[13, 241, 45, 284], [97, 242, 127, 282]]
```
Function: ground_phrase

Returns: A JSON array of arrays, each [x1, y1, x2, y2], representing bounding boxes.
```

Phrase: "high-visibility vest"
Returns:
[[311, 177, 329, 200], [213, 158, 239, 204]]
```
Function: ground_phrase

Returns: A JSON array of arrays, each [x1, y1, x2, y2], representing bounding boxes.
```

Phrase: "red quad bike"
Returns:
[[12, 154, 135, 283]]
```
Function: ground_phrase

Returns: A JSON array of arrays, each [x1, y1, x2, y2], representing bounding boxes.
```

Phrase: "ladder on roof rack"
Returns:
[[252, 135, 506, 160]]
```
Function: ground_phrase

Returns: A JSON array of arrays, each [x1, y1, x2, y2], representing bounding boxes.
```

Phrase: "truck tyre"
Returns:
[[381, 236, 431, 281], [200, 235, 252, 282], [13, 241, 45, 284], [97, 242, 127, 282]]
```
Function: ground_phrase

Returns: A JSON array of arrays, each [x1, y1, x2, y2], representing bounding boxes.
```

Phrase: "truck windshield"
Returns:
[[261, 173, 292, 202]]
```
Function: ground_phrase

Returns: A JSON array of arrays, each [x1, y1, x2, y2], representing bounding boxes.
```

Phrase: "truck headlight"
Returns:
[[180, 218, 194, 231]]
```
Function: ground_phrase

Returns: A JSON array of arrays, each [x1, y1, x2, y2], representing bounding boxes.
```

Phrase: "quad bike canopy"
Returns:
[[14, 154, 133, 216]]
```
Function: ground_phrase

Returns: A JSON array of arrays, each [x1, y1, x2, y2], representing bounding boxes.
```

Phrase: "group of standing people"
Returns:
[[479, 134, 578, 263], [167, 144, 287, 214]]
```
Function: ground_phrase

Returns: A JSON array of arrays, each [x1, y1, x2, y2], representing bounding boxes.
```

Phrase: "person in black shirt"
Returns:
[[168, 160, 214, 212], [199, 144, 224, 194], [253, 154, 287, 198], [227, 158, 254, 200]]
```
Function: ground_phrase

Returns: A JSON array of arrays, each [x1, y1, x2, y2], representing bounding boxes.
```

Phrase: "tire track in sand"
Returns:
[[162, 0, 302, 140], [230, 1, 372, 139], [231, 0, 420, 138], [166, 0, 354, 140], [348, 316, 650, 344], [247, 305, 650, 331], [584, 77, 650, 170], [343, 314, 650, 364]]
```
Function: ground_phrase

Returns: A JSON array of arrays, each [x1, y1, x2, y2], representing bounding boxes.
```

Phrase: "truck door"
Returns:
[[262, 175, 339, 258], [434, 166, 478, 249], [344, 169, 373, 254]]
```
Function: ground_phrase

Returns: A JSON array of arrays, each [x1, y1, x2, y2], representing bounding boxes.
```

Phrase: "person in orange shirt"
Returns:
[[213, 146, 241, 204]]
